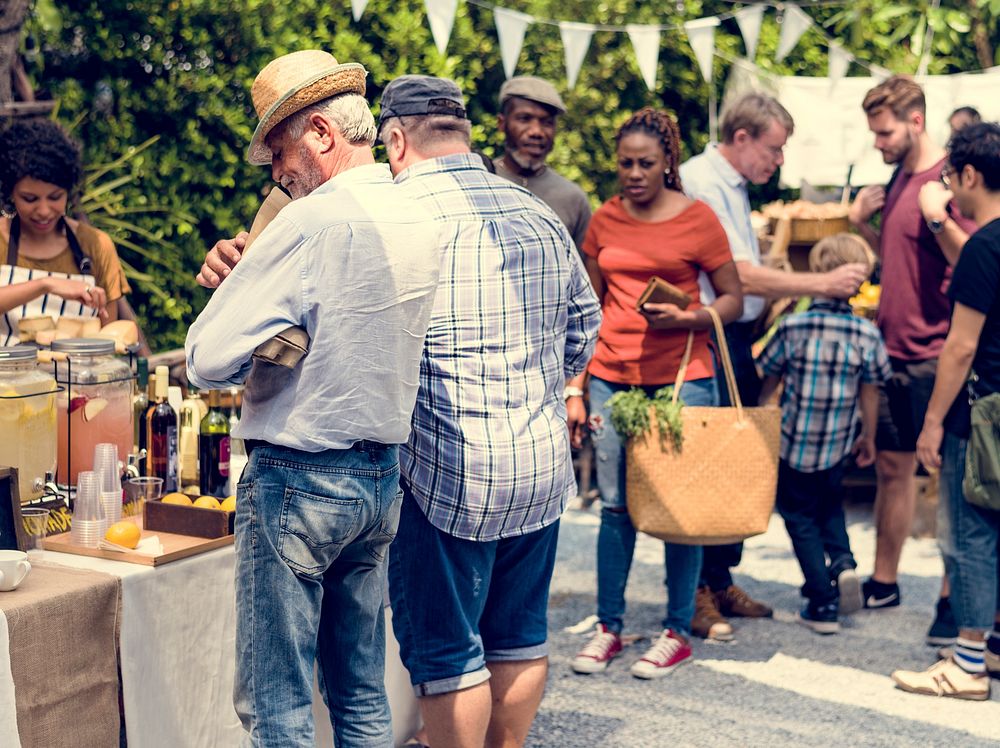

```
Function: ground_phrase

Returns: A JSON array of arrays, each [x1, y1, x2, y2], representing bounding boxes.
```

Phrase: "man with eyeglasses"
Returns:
[[849, 76, 975, 646], [680, 92, 869, 641]]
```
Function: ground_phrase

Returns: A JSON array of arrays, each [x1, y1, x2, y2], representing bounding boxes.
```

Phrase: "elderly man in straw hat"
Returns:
[[186, 50, 440, 746], [377, 74, 600, 748]]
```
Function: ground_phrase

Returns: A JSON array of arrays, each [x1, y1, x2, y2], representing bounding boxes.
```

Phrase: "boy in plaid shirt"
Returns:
[[758, 234, 891, 634]]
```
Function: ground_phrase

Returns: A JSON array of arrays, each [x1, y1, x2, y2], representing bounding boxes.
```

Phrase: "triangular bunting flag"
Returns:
[[626, 24, 661, 91], [351, 0, 369, 22], [828, 42, 851, 80], [776, 4, 812, 62], [559, 21, 595, 88], [870, 65, 892, 82], [425, 0, 458, 55], [684, 17, 720, 84], [494, 8, 533, 80], [734, 4, 765, 62]]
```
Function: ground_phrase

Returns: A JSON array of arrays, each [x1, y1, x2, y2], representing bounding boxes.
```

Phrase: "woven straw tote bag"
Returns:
[[625, 307, 781, 545]]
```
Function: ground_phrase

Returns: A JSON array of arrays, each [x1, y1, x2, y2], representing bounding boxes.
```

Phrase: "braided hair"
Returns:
[[615, 107, 683, 192]]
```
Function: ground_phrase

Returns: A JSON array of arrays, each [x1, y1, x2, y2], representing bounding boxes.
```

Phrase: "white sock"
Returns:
[[954, 637, 986, 674]]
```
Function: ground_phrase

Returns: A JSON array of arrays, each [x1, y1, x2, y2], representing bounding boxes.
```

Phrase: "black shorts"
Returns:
[[875, 357, 937, 453]]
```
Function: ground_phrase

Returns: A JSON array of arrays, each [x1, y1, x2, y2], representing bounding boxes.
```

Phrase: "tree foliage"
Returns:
[[21, 0, 1000, 351]]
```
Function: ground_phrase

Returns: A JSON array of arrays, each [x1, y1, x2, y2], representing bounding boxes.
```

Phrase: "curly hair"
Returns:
[[615, 107, 684, 192], [0, 119, 83, 209]]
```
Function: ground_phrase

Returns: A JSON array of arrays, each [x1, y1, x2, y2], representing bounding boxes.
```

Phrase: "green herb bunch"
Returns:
[[606, 386, 685, 452]]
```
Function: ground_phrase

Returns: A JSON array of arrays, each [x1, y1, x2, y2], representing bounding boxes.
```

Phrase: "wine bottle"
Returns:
[[179, 389, 207, 489], [133, 358, 149, 471], [199, 390, 231, 498], [147, 365, 178, 491]]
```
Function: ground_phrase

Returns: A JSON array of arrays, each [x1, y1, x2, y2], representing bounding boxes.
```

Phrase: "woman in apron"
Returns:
[[0, 119, 130, 345]]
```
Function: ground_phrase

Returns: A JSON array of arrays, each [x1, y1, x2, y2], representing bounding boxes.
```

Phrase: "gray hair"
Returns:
[[378, 114, 472, 151], [721, 92, 794, 144], [285, 93, 377, 146]]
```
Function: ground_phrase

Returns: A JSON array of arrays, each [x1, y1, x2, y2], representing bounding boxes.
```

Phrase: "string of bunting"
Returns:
[[350, 0, 907, 91]]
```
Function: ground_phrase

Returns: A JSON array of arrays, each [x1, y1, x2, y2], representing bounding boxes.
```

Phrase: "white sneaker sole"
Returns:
[[796, 613, 839, 635], [630, 657, 689, 680], [837, 569, 863, 615], [571, 657, 613, 674]]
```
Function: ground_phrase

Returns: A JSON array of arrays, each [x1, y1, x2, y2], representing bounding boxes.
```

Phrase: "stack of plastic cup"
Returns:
[[93, 443, 122, 526], [71, 471, 106, 548]]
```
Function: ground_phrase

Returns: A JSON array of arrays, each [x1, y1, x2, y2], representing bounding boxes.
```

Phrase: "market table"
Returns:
[[0, 563, 121, 748], [1, 545, 419, 747]]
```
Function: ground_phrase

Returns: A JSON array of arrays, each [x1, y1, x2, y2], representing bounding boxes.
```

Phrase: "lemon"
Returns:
[[194, 496, 222, 510], [162, 493, 193, 506], [181, 484, 201, 497], [105, 521, 142, 549], [220, 496, 237, 513]]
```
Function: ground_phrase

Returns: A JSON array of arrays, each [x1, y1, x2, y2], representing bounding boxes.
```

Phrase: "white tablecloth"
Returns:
[[2, 546, 419, 747]]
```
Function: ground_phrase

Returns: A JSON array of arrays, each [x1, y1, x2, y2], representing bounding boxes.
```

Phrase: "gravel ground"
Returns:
[[526, 502, 1000, 747]]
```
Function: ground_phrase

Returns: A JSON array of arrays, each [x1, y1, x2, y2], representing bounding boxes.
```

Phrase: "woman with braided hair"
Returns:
[[0, 119, 129, 345], [568, 107, 742, 679]]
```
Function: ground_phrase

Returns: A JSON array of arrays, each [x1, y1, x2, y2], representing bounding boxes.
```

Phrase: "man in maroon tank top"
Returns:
[[848, 76, 974, 644]]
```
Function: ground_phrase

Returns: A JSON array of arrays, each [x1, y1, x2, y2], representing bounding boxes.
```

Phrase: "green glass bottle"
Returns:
[[199, 390, 231, 498]]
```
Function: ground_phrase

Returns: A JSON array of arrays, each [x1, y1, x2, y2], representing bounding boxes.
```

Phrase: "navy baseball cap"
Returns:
[[378, 75, 467, 126]]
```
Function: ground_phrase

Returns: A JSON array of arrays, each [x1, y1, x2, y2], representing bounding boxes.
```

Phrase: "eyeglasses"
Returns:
[[941, 164, 953, 188]]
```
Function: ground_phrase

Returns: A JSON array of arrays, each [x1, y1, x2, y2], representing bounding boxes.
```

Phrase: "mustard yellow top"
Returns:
[[1, 220, 130, 302]]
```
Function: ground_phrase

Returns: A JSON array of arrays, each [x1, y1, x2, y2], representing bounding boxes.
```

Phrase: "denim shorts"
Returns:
[[388, 481, 560, 696]]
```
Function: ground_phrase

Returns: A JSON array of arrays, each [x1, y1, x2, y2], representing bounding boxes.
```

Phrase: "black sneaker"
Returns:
[[926, 597, 959, 647], [797, 601, 839, 635], [862, 578, 900, 609], [835, 567, 863, 615]]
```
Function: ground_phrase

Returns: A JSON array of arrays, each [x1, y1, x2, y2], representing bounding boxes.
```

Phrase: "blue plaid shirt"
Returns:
[[395, 153, 601, 541], [757, 299, 891, 472]]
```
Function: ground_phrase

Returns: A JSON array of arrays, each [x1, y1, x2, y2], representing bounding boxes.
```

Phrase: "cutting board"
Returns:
[[43, 522, 234, 566]]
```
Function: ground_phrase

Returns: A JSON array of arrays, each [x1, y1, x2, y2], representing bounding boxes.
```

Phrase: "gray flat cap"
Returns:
[[379, 74, 467, 126], [499, 76, 566, 114]]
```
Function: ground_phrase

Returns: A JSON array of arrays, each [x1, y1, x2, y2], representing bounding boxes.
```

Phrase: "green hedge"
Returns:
[[24, 0, 997, 350]]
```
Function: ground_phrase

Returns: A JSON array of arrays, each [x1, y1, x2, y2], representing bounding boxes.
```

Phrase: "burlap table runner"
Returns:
[[0, 563, 121, 748]]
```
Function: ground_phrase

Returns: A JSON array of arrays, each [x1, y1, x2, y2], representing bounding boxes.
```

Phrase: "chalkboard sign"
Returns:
[[0, 467, 28, 551]]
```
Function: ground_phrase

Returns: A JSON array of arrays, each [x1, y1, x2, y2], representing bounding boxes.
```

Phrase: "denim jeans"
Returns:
[[234, 442, 402, 748], [389, 483, 559, 696], [590, 374, 718, 635], [938, 433, 1000, 631], [775, 459, 855, 607]]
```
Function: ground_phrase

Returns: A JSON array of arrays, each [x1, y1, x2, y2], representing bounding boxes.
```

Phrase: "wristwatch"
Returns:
[[564, 386, 585, 400], [926, 216, 946, 234]]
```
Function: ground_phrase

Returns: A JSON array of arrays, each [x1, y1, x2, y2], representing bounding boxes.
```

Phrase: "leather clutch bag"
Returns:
[[635, 276, 692, 311]]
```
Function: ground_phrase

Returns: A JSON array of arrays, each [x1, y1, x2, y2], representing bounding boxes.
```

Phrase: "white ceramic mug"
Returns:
[[0, 550, 31, 592]]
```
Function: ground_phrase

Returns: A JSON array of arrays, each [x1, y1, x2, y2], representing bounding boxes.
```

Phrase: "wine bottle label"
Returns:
[[219, 436, 231, 477], [166, 425, 178, 491]]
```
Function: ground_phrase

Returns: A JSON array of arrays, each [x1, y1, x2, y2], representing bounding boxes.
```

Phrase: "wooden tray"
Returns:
[[43, 522, 234, 566]]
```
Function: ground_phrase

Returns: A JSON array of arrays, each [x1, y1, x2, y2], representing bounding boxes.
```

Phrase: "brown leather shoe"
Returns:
[[714, 584, 773, 618], [691, 586, 733, 640]]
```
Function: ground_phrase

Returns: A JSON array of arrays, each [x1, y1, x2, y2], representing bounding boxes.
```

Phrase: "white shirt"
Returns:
[[680, 144, 765, 324], [186, 163, 441, 451]]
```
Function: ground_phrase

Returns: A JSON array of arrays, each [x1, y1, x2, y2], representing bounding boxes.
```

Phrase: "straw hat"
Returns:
[[246, 50, 368, 165]]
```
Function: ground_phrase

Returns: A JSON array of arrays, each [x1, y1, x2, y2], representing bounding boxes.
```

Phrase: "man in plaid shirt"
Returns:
[[758, 234, 891, 635], [378, 76, 601, 746]]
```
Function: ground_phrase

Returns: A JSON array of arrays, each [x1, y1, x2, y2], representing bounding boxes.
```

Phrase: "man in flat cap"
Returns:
[[189, 51, 440, 746], [495, 76, 591, 250], [377, 74, 601, 747]]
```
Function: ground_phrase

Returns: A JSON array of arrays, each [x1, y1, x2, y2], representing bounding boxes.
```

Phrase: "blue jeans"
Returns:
[[389, 483, 559, 696], [234, 442, 402, 748], [938, 433, 1000, 631], [775, 459, 855, 607], [590, 375, 718, 635]]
